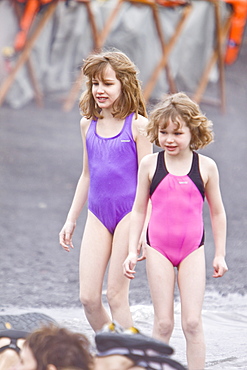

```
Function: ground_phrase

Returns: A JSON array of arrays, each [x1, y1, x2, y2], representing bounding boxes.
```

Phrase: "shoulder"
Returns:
[[132, 113, 148, 130], [198, 153, 219, 184], [198, 153, 217, 170], [139, 153, 158, 181], [131, 113, 149, 138], [80, 116, 91, 136], [133, 114, 148, 126], [80, 116, 91, 128], [140, 152, 158, 169]]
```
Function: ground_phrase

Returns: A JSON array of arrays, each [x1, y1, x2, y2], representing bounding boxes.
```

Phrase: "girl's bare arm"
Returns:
[[59, 117, 91, 252], [123, 154, 156, 279], [202, 156, 228, 277], [131, 114, 153, 259]]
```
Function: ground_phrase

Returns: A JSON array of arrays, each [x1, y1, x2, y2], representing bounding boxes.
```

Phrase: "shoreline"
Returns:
[[1, 292, 247, 370]]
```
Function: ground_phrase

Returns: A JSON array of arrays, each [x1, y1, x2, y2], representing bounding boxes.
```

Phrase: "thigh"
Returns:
[[146, 246, 176, 320], [107, 213, 131, 292], [79, 211, 113, 295], [178, 246, 206, 319]]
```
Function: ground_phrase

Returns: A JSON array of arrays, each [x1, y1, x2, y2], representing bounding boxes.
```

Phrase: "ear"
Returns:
[[46, 365, 57, 370]]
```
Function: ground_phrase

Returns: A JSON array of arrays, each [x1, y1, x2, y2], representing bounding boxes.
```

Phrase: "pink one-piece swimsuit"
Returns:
[[147, 150, 205, 267]]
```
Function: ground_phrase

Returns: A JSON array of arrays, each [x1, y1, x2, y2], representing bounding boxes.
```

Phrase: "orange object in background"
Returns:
[[13, 0, 55, 51], [224, 0, 247, 64]]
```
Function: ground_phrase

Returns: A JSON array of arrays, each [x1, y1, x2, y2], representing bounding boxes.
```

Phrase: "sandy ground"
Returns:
[[0, 28, 247, 370]]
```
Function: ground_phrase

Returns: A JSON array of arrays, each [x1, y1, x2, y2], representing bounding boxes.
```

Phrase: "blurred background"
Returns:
[[0, 0, 241, 109]]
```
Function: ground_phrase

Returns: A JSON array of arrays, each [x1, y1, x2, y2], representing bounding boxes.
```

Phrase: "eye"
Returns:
[[175, 132, 183, 135], [159, 130, 167, 135], [92, 81, 99, 86]]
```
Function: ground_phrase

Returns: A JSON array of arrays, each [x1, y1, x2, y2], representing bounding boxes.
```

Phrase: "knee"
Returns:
[[106, 287, 124, 311], [182, 316, 202, 338], [155, 317, 174, 339], [79, 290, 101, 313]]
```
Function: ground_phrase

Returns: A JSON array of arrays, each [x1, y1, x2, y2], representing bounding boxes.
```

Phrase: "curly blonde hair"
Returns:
[[147, 92, 214, 150], [79, 49, 147, 119]]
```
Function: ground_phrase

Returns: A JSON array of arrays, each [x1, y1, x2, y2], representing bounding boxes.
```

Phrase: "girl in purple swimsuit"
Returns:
[[123, 93, 228, 370], [59, 50, 152, 331]]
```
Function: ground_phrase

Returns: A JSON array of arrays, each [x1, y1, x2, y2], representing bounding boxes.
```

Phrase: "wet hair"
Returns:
[[79, 49, 147, 119], [24, 325, 94, 370], [147, 92, 214, 150]]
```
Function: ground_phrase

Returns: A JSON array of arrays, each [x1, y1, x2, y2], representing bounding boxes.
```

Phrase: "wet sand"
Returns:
[[1, 293, 247, 369]]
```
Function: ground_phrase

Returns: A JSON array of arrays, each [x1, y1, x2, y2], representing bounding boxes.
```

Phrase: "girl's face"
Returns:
[[158, 117, 191, 155], [13, 345, 37, 370], [92, 65, 122, 111]]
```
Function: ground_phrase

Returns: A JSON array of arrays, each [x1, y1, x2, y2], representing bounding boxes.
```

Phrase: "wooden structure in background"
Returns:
[[0, 0, 99, 108], [191, 0, 232, 112], [0, 0, 233, 112], [63, 0, 192, 111]]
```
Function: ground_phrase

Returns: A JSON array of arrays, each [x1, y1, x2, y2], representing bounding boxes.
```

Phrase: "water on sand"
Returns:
[[1, 291, 246, 369]]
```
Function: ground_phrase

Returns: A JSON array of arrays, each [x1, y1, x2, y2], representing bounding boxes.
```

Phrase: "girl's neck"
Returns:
[[164, 150, 193, 176], [96, 113, 125, 138], [100, 109, 111, 118], [100, 108, 116, 120]]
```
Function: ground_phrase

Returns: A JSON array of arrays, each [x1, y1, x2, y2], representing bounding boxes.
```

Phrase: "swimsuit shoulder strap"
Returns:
[[125, 112, 135, 126], [86, 117, 97, 138], [188, 151, 205, 199], [150, 150, 168, 196], [123, 112, 135, 131]]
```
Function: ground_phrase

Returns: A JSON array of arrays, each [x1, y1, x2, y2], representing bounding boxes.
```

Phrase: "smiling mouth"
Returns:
[[166, 145, 176, 150], [97, 96, 107, 102]]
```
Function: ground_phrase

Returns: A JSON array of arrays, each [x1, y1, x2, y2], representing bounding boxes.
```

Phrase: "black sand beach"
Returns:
[[0, 27, 247, 370]]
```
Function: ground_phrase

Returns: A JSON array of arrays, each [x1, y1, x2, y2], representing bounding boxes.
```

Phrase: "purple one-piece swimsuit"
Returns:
[[86, 113, 138, 234]]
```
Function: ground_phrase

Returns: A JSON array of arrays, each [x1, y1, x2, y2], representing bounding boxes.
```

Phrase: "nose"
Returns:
[[166, 134, 174, 143], [96, 83, 105, 94]]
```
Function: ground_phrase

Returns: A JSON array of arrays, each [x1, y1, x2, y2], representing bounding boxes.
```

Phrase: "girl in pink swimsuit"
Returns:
[[123, 92, 228, 370], [59, 50, 152, 332]]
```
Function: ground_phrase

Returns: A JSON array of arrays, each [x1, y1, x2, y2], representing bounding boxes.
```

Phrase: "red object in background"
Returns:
[[155, 0, 190, 6], [224, 0, 247, 64]]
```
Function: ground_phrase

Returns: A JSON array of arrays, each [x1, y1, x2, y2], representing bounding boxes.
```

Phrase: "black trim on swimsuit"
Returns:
[[199, 230, 205, 247], [150, 151, 204, 199], [188, 151, 205, 199], [149, 150, 205, 249], [150, 151, 168, 196]]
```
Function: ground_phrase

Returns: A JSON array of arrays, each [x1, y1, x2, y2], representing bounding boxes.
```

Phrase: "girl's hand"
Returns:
[[59, 220, 76, 252], [137, 239, 147, 262], [123, 252, 138, 279], [212, 256, 228, 278]]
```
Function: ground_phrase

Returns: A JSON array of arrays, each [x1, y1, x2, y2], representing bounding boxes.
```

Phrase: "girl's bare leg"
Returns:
[[107, 213, 133, 328], [178, 246, 206, 370], [79, 211, 112, 331], [146, 246, 176, 343]]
